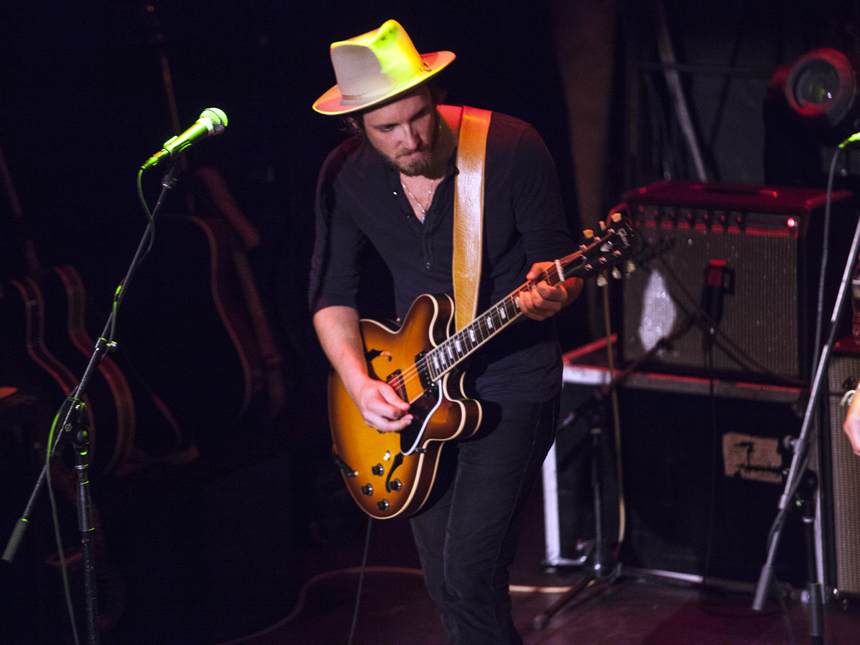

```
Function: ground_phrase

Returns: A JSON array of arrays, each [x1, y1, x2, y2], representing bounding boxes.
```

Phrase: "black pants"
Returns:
[[410, 396, 559, 645]]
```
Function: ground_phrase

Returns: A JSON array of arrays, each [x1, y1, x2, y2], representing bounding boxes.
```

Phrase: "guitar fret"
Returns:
[[431, 352, 442, 379], [553, 260, 563, 285]]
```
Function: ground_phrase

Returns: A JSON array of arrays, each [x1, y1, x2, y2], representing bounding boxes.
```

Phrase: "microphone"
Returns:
[[838, 130, 860, 149], [700, 259, 733, 352], [142, 108, 228, 169]]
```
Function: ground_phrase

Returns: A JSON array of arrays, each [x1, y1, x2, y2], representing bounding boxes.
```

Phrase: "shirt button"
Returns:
[[425, 262, 431, 269]]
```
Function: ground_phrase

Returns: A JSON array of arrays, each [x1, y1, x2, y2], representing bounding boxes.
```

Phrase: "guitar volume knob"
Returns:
[[377, 499, 390, 512], [389, 478, 402, 492], [361, 483, 373, 496], [371, 463, 384, 476]]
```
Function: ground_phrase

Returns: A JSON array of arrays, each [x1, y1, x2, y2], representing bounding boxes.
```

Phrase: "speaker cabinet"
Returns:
[[825, 344, 860, 597], [622, 180, 852, 382], [544, 345, 807, 587]]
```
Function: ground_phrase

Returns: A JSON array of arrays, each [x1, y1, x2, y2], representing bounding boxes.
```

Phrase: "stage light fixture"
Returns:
[[784, 48, 859, 130]]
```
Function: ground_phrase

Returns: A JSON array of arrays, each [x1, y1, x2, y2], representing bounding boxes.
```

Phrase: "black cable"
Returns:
[[811, 148, 842, 379], [347, 515, 374, 645]]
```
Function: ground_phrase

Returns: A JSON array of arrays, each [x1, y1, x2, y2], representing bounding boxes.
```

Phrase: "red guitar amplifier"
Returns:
[[622, 180, 853, 382]]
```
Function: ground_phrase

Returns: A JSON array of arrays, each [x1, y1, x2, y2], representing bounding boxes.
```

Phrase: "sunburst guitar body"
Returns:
[[328, 213, 637, 519]]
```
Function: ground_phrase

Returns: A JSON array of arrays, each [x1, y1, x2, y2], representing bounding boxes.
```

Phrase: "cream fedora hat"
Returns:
[[313, 19, 455, 115]]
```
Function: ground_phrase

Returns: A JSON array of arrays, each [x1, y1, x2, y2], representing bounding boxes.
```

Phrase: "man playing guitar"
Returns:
[[309, 20, 582, 644]]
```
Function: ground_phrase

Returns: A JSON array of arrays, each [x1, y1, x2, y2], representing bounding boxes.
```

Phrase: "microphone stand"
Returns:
[[534, 311, 701, 631], [752, 202, 860, 644], [2, 163, 181, 645]]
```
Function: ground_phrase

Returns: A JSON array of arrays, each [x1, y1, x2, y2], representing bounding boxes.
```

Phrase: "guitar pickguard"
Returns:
[[399, 381, 443, 455]]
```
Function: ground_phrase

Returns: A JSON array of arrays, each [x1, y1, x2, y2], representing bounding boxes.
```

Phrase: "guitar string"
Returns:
[[389, 265, 561, 400], [386, 225, 625, 400], [393, 257, 576, 395]]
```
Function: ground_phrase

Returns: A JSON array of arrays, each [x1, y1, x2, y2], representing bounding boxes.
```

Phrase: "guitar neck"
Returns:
[[426, 261, 569, 381], [421, 213, 635, 382], [425, 290, 517, 380]]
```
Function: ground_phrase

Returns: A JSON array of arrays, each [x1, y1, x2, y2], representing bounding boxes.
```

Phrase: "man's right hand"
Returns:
[[351, 375, 413, 432], [313, 305, 413, 433]]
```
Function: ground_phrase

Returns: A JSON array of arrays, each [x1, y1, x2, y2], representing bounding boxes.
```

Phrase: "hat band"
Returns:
[[339, 64, 431, 106]]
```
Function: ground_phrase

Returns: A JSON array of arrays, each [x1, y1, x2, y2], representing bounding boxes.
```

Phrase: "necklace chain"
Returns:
[[402, 177, 439, 219]]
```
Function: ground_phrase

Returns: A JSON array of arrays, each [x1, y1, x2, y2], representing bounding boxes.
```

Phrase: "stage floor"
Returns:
[[211, 485, 860, 645]]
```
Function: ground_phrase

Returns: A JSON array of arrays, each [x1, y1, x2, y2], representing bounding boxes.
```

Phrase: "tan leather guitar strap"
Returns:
[[453, 106, 492, 331]]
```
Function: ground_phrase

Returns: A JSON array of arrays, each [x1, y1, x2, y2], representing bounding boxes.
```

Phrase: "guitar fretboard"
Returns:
[[422, 215, 633, 384], [425, 261, 567, 381], [425, 292, 521, 381]]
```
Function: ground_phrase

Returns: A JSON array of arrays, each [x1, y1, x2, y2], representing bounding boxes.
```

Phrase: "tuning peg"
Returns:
[[610, 212, 622, 223], [625, 260, 636, 274], [597, 274, 608, 287], [611, 267, 621, 280], [582, 229, 594, 240], [599, 220, 607, 231]]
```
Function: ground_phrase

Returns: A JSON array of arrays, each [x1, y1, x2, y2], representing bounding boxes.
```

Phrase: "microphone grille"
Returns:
[[201, 108, 228, 134]]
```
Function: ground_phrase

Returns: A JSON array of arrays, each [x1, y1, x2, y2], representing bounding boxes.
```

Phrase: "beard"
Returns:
[[377, 116, 439, 177], [393, 148, 435, 177]]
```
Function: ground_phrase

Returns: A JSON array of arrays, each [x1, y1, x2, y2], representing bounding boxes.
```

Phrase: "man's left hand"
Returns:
[[518, 262, 582, 321]]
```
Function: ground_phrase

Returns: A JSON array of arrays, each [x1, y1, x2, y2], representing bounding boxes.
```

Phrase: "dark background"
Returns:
[[2, 1, 860, 643]]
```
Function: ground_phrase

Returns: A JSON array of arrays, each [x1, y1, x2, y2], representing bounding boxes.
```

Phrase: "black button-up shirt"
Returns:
[[309, 108, 576, 401]]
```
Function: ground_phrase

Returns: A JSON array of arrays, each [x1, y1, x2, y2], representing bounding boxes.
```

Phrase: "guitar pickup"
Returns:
[[387, 369, 406, 400]]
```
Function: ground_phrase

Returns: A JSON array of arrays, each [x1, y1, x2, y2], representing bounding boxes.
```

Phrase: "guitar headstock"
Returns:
[[564, 211, 638, 282]]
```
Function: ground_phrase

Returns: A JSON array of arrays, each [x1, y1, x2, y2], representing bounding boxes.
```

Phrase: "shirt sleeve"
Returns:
[[308, 143, 366, 315], [508, 123, 576, 266]]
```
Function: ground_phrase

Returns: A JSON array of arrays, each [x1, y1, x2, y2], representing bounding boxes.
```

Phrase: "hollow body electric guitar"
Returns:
[[328, 214, 637, 519]]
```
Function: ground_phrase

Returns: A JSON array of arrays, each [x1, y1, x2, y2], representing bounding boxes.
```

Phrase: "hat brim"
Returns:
[[313, 51, 455, 116]]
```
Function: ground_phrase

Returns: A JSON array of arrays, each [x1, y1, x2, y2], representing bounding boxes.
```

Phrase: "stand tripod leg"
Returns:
[[533, 572, 595, 631], [72, 424, 101, 645], [534, 423, 619, 631], [800, 471, 824, 645]]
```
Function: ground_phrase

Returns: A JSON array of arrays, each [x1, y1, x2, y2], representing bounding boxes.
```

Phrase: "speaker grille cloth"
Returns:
[[826, 355, 860, 595], [624, 225, 799, 378]]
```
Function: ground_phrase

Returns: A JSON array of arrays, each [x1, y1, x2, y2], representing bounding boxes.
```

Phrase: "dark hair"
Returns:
[[339, 81, 448, 138]]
